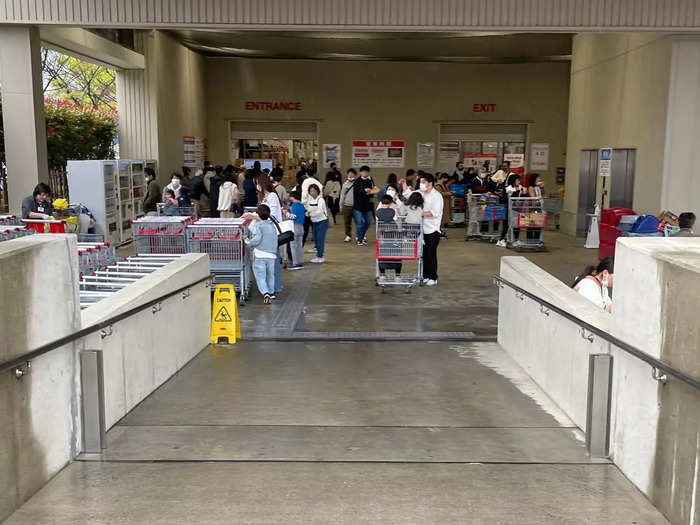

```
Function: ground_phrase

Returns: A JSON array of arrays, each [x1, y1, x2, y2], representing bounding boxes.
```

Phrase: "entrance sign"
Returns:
[[599, 148, 612, 177], [323, 144, 341, 168], [352, 140, 405, 168], [210, 284, 241, 344], [244, 101, 302, 111], [417, 142, 435, 168], [530, 143, 549, 171]]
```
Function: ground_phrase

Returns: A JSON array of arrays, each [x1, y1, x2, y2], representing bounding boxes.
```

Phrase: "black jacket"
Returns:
[[189, 176, 209, 200], [353, 177, 375, 212], [469, 176, 489, 194]]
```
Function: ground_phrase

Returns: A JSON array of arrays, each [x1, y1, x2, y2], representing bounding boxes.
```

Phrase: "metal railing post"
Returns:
[[586, 354, 613, 457], [80, 350, 106, 453]]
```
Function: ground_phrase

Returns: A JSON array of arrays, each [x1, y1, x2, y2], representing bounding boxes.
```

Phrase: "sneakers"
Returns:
[[287, 264, 304, 270], [496, 239, 507, 248], [263, 293, 271, 304], [424, 279, 438, 286], [306, 248, 317, 254], [310, 257, 325, 264], [357, 239, 368, 246], [344, 236, 352, 243], [269, 293, 277, 300]]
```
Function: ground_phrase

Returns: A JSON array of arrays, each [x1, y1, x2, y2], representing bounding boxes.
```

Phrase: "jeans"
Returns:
[[303, 216, 312, 245], [291, 223, 304, 265], [342, 206, 354, 237], [252, 256, 276, 296], [312, 219, 329, 257], [423, 231, 441, 281], [353, 210, 373, 242], [274, 252, 282, 293]]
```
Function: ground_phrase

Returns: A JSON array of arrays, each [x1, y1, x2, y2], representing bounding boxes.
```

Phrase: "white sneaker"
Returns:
[[344, 236, 351, 243], [306, 248, 317, 253], [310, 257, 325, 264], [424, 279, 437, 286], [496, 239, 506, 248]]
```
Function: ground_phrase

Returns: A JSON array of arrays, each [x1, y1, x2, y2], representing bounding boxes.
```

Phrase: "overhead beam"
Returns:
[[3, 0, 700, 32], [40, 27, 144, 70]]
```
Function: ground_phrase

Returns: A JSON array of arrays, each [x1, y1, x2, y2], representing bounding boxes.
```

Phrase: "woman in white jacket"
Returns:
[[306, 184, 329, 264], [217, 177, 240, 218]]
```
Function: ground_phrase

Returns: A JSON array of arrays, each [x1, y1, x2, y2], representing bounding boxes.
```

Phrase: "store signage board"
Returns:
[[417, 142, 435, 168], [504, 153, 525, 175], [599, 148, 612, 177], [530, 143, 549, 171], [323, 144, 341, 168], [183, 136, 207, 166], [465, 153, 498, 172], [352, 140, 405, 168], [244, 101, 302, 111]]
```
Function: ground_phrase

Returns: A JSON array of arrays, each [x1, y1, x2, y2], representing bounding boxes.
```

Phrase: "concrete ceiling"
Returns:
[[165, 30, 572, 63]]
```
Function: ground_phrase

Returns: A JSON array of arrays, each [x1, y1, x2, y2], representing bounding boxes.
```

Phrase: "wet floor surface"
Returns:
[[5, 342, 669, 524]]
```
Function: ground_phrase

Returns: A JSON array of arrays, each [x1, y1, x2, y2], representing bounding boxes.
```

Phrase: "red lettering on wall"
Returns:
[[244, 101, 302, 111], [473, 103, 497, 112]]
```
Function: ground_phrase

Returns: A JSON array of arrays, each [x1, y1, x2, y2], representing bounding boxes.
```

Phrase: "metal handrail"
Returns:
[[493, 275, 700, 392], [0, 274, 213, 375]]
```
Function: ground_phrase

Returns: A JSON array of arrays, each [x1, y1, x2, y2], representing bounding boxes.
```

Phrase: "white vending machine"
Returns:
[[66, 160, 120, 245]]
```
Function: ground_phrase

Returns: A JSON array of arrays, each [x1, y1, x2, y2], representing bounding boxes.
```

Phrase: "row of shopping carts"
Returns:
[[464, 194, 561, 251], [132, 216, 252, 303], [79, 254, 184, 310], [1, 214, 35, 242]]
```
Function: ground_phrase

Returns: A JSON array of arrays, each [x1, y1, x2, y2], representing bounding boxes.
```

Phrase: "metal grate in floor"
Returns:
[[242, 331, 492, 342]]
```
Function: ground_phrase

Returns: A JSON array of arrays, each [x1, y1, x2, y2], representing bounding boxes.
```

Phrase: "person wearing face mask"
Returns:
[[353, 165, 378, 246], [306, 184, 329, 263], [572, 256, 614, 312], [142, 168, 162, 215], [339, 168, 357, 242], [416, 173, 444, 286], [526, 173, 546, 242], [164, 173, 183, 201]]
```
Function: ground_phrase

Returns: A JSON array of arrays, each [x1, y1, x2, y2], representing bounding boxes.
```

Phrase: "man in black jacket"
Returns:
[[353, 165, 376, 245], [143, 168, 162, 214], [189, 169, 210, 216]]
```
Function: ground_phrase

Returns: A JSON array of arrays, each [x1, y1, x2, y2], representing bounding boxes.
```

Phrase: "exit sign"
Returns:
[[472, 103, 497, 112]]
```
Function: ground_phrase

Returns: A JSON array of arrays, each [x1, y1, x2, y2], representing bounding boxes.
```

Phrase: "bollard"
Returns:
[[80, 350, 106, 453], [586, 354, 613, 457]]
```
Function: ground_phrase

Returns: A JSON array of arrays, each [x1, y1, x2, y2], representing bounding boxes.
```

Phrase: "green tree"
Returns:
[[42, 48, 117, 111]]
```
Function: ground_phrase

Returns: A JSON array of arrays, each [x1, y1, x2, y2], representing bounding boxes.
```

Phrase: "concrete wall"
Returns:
[[81, 253, 211, 429], [562, 33, 672, 234], [0, 235, 81, 523], [498, 239, 700, 525], [0, 237, 211, 522], [204, 57, 570, 187], [118, 31, 207, 183]]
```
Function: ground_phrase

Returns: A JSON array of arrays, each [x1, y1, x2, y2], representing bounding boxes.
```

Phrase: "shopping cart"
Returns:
[[0, 215, 21, 226], [543, 197, 563, 230], [22, 219, 66, 233], [507, 196, 547, 251], [0, 226, 34, 242], [465, 193, 505, 242], [187, 218, 252, 303], [133, 216, 190, 254], [156, 203, 198, 217], [375, 219, 423, 293]]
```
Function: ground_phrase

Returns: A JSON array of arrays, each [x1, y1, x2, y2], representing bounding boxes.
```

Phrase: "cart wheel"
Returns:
[[405, 286, 412, 294], [419, 280, 424, 287], [381, 286, 387, 294], [239, 295, 246, 306]]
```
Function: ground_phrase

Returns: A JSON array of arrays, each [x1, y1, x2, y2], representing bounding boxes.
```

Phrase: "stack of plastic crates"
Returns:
[[375, 219, 423, 293], [465, 193, 505, 242], [133, 216, 191, 254], [507, 196, 547, 251], [187, 217, 251, 303]]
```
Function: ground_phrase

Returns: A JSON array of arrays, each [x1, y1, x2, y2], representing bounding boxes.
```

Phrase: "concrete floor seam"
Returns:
[[113, 424, 578, 429], [74, 458, 612, 466]]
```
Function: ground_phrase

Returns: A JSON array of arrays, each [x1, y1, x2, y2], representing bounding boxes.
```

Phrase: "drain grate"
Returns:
[[242, 331, 493, 342]]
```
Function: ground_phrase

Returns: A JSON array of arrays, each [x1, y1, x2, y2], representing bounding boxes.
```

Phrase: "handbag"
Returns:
[[271, 216, 294, 246]]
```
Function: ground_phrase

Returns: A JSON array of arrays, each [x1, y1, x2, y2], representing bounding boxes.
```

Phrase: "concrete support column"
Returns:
[[660, 37, 700, 214], [0, 26, 49, 214]]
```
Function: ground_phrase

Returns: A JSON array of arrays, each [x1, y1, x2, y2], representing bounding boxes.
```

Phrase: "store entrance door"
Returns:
[[577, 149, 598, 236]]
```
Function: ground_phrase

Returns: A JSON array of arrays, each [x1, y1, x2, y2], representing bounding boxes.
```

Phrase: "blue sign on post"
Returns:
[[599, 148, 612, 177]]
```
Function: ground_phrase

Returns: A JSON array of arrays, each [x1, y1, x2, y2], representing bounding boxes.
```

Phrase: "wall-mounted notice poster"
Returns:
[[323, 144, 341, 168], [352, 140, 405, 168]]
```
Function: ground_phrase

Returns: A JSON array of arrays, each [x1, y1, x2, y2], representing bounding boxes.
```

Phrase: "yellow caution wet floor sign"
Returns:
[[210, 284, 241, 344]]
